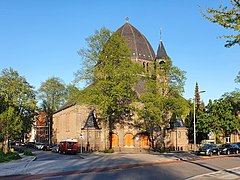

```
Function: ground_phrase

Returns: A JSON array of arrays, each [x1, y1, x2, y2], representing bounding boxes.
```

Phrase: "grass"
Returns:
[[0, 150, 21, 163]]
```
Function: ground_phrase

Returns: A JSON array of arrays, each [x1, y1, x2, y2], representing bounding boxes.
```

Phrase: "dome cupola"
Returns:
[[116, 19, 155, 61]]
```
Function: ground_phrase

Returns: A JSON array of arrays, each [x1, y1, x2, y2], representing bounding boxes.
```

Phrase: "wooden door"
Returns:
[[140, 135, 149, 147], [111, 133, 118, 147], [124, 133, 134, 147]]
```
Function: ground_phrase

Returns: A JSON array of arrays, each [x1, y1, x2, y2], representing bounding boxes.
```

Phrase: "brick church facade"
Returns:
[[52, 20, 189, 152]]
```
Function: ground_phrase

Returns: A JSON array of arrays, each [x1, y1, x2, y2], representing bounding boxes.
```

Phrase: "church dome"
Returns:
[[116, 21, 155, 61]]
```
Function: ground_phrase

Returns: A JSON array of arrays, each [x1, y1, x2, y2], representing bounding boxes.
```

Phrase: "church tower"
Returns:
[[155, 36, 169, 96]]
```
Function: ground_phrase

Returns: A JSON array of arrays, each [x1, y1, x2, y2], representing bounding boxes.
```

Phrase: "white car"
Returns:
[[35, 142, 45, 150]]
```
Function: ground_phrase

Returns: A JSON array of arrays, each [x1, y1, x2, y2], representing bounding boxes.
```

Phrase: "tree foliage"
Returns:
[[78, 30, 143, 148], [75, 27, 111, 86], [197, 94, 240, 139], [138, 59, 189, 149], [38, 77, 66, 144], [0, 68, 37, 153], [64, 84, 80, 103], [235, 71, 240, 85], [200, 0, 240, 47], [38, 77, 66, 113]]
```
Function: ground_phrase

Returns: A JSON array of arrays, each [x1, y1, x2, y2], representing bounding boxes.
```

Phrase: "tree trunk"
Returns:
[[109, 118, 113, 149], [3, 134, 8, 154]]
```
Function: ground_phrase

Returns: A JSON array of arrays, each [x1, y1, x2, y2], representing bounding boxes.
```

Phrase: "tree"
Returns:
[[75, 27, 111, 86], [195, 82, 201, 111], [138, 59, 189, 150], [235, 71, 240, 85], [64, 84, 80, 103], [0, 68, 37, 154], [38, 77, 66, 144], [78, 31, 142, 149], [200, 0, 240, 47], [197, 95, 239, 142]]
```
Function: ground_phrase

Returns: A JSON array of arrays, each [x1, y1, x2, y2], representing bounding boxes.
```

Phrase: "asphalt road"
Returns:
[[1, 150, 240, 180]]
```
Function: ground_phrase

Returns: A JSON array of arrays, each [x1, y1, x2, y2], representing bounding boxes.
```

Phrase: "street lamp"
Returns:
[[48, 121, 50, 145], [194, 90, 205, 152]]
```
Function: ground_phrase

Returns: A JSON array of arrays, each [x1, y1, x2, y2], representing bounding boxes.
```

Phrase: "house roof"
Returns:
[[116, 22, 155, 61]]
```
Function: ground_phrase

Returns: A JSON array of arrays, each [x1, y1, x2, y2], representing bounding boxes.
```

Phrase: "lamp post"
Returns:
[[194, 90, 205, 152], [48, 121, 50, 145]]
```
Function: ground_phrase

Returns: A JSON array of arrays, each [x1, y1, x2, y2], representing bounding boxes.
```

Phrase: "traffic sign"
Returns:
[[80, 133, 84, 139]]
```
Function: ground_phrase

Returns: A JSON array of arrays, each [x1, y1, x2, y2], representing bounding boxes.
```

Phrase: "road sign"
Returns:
[[80, 133, 84, 139]]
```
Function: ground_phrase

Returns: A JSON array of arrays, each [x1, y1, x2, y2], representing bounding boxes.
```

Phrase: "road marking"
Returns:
[[186, 167, 240, 180]]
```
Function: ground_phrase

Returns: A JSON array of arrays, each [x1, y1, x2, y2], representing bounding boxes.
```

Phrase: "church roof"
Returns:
[[156, 40, 168, 60], [116, 21, 155, 61]]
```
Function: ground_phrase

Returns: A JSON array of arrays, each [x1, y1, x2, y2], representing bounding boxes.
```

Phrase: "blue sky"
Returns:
[[0, 0, 239, 103]]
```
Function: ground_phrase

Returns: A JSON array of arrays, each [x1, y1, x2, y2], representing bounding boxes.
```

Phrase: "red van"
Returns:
[[59, 139, 78, 154]]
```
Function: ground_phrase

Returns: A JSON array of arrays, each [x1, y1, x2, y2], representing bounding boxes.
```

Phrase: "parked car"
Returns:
[[51, 144, 60, 153], [35, 142, 45, 150], [42, 144, 52, 151], [219, 143, 240, 155], [59, 139, 78, 154], [26, 142, 35, 148], [197, 144, 220, 156], [15, 141, 26, 146], [235, 142, 240, 148]]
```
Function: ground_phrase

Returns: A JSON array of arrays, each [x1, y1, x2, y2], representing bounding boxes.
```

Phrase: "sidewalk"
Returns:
[[0, 154, 36, 177]]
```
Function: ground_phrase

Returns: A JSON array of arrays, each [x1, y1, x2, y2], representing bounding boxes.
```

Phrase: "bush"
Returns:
[[0, 150, 21, 163], [104, 149, 114, 153], [23, 150, 33, 156]]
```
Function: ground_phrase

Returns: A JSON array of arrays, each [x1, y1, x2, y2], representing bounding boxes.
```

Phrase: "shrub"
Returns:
[[104, 149, 114, 153], [23, 150, 33, 156], [0, 150, 21, 163]]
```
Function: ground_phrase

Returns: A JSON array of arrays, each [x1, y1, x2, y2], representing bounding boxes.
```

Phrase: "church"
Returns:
[[52, 19, 189, 152]]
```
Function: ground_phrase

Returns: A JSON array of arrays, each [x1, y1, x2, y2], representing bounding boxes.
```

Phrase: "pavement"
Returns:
[[0, 154, 37, 177], [0, 152, 239, 179]]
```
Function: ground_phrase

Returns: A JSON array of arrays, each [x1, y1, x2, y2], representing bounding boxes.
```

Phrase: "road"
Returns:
[[1, 150, 240, 179]]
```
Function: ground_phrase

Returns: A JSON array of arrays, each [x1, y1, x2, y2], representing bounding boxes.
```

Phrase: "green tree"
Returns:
[[197, 95, 239, 142], [235, 71, 240, 85], [79, 31, 142, 149], [64, 84, 80, 103], [0, 68, 37, 154], [200, 0, 240, 47], [75, 27, 111, 86], [138, 59, 188, 150], [38, 77, 66, 144]]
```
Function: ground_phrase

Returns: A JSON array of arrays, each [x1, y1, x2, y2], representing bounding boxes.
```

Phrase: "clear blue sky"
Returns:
[[0, 0, 239, 103]]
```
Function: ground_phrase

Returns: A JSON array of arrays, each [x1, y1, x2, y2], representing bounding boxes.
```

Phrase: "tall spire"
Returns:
[[156, 38, 167, 60]]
